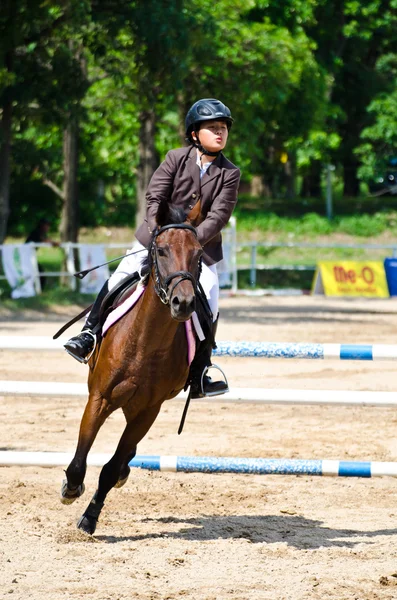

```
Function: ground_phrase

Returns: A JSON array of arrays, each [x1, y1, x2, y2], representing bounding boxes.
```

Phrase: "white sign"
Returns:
[[218, 216, 237, 292], [1, 245, 41, 298], [78, 245, 109, 294]]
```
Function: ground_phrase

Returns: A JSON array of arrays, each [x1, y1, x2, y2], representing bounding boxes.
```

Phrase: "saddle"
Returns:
[[53, 271, 142, 341], [54, 269, 213, 351], [101, 273, 214, 345], [95, 274, 212, 370], [99, 271, 142, 329]]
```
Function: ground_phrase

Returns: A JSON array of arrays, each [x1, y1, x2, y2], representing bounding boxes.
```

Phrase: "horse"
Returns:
[[60, 200, 203, 535]]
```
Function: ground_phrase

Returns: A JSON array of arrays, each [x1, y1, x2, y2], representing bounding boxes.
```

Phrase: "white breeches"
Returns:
[[108, 241, 219, 321]]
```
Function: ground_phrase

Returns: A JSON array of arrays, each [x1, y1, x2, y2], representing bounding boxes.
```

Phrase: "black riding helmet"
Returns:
[[185, 98, 233, 156]]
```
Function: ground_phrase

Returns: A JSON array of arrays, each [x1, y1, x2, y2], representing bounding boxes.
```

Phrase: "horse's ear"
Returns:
[[156, 199, 170, 228]]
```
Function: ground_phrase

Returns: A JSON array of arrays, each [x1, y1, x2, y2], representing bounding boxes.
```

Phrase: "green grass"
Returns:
[[234, 208, 397, 238], [236, 243, 395, 269], [232, 201, 397, 273], [236, 192, 397, 222], [0, 282, 95, 311]]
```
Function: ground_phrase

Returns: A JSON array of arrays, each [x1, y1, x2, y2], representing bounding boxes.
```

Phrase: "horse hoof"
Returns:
[[60, 479, 85, 505], [114, 467, 130, 489], [77, 514, 97, 535]]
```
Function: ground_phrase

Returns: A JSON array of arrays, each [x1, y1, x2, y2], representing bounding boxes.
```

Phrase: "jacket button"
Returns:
[[192, 193, 197, 198]]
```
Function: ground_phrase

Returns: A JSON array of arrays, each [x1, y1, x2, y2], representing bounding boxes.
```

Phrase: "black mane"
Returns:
[[156, 201, 187, 227]]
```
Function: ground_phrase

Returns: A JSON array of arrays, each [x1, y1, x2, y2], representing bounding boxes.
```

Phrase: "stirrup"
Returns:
[[64, 331, 97, 365], [82, 331, 97, 364], [199, 364, 229, 397]]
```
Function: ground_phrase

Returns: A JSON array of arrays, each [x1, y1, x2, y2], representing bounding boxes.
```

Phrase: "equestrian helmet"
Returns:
[[185, 98, 233, 141]]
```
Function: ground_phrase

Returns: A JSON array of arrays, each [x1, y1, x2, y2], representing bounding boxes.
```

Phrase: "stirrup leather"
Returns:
[[64, 331, 97, 365], [198, 364, 229, 397]]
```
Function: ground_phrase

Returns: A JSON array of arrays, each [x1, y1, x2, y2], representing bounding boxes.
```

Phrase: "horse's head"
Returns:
[[148, 201, 203, 321]]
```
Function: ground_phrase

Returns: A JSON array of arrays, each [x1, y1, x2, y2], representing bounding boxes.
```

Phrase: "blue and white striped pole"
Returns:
[[213, 341, 397, 360], [2, 337, 397, 360], [1, 452, 397, 478], [128, 455, 397, 477]]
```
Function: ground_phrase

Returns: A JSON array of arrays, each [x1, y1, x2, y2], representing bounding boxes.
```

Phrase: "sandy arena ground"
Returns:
[[1, 295, 397, 599]]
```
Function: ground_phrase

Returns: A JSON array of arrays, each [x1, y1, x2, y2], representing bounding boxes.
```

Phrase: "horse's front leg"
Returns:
[[60, 393, 113, 505], [77, 402, 162, 535]]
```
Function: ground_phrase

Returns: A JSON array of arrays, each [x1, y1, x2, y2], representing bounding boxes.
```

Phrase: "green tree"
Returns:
[[356, 53, 397, 187], [0, 1, 90, 243], [306, 0, 397, 196], [126, 0, 201, 226], [180, 0, 328, 199]]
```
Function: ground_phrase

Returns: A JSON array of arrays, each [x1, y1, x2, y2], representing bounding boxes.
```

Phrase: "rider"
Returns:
[[64, 98, 240, 398]]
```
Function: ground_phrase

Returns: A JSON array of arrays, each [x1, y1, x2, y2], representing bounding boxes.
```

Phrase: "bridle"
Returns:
[[150, 223, 201, 305]]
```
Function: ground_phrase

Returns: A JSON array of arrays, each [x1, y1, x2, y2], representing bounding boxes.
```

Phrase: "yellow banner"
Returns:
[[312, 261, 389, 297]]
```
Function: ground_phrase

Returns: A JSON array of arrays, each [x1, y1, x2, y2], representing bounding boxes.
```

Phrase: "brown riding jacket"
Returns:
[[135, 145, 240, 265]]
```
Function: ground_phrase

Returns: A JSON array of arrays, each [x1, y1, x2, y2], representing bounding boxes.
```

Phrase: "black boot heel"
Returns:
[[64, 331, 97, 363], [64, 280, 109, 363], [191, 364, 229, 399]]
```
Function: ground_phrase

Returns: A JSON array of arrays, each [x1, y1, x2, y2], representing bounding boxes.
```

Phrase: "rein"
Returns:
[[151, 223, 200, 305]]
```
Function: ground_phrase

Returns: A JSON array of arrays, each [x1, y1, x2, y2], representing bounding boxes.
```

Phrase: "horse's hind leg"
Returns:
[[61, 393, 113, 505], [77, 402, 161, 535]]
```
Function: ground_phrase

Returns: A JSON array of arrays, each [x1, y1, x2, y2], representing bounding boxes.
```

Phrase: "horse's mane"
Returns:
[[140, 202, 188, 276], [157, 202, 187, 228]]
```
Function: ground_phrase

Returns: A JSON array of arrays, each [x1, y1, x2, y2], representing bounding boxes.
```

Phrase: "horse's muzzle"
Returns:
[[170, 292, 196, 321]]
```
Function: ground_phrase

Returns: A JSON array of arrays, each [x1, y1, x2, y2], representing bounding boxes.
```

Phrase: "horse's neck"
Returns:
[[137, 277, 182, 340]]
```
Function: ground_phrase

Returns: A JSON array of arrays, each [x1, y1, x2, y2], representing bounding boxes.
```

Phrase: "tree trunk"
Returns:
[[343, 159, 360, 197], [177, 92, 189, 146], [60, 118, 79, 243], [250, 175, 266, 197], [285, 151, 297, 200], [0, 97, 12, 243], [301, 160, 322, 198], [135, 111, 159, 230]]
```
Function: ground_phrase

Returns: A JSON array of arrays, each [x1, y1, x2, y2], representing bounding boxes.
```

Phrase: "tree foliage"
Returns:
[[1, 0, 397, 240]]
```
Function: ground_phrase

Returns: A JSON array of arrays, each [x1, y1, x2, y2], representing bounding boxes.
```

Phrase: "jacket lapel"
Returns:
[[187, 147, 201, 191], [200, 153, 223, 188]]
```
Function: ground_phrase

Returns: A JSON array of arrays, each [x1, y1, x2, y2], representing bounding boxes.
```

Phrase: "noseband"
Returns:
[[150, 223, 201, 305]]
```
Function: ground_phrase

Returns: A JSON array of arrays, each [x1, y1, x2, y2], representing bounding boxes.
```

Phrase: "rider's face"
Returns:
[[194, 119, 229, 152]]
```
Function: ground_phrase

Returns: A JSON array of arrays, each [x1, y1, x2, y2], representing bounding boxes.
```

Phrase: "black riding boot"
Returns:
[[189, 316, 229, 399], [64, 280, 109, 363]]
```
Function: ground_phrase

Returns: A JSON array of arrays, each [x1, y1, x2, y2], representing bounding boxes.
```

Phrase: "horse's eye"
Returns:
[[157, 247, 166, 257]]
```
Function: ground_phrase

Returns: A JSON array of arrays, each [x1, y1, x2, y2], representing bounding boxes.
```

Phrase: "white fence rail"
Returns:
[[0, 218, 237, 294], [238, 240, 397, 287], [3, 218, 397, 292]]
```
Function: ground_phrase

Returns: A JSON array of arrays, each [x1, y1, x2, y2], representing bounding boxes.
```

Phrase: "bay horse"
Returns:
[[60, 201, 203, 535]]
